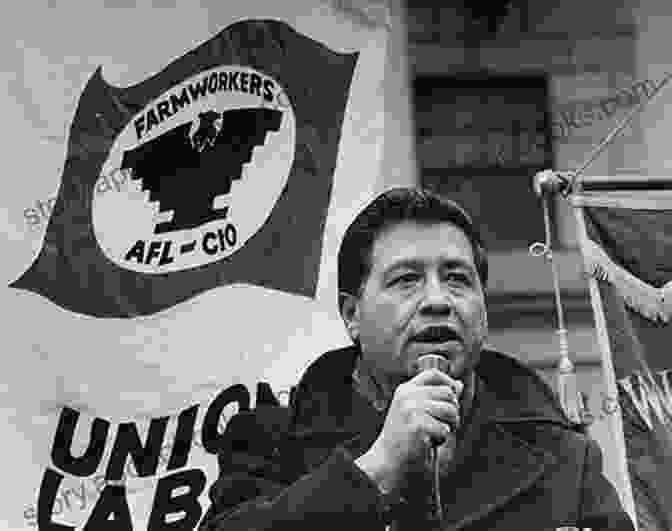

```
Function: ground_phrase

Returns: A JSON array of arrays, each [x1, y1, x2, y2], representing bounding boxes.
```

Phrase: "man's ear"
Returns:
[[339, 291, 361, 342]]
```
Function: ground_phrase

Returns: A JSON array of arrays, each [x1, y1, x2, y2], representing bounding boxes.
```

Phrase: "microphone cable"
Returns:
[[431, 445, 444, 523]]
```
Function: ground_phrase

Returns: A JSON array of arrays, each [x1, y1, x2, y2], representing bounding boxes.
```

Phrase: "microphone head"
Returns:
[[414, 353, 451, 375]]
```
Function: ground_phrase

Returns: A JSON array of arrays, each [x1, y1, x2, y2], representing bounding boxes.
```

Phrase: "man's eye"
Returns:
[[390, 273, 419, 287], [446, 272, 471, 285]]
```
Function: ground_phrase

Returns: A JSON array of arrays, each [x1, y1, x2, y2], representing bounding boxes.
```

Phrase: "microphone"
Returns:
[[415, 353, 451, 375], [414, 354, 461, 440], [414, 353, 461, 524]]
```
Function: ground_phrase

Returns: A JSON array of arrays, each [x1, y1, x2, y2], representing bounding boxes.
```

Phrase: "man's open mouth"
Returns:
[[411, 326, 461, 343]]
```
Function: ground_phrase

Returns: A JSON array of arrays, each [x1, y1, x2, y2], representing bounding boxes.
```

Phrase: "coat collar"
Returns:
[[295, 344, 572, 428]]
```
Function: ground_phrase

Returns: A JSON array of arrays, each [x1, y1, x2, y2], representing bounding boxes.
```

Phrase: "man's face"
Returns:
[[344, 220, 488, 385]]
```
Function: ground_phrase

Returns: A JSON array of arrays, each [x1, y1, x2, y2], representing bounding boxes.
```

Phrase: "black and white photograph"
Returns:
[[2, 1, 671, 530]]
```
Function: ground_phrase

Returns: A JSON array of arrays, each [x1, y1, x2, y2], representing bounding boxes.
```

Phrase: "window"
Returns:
[[414, 73, 554, 252]]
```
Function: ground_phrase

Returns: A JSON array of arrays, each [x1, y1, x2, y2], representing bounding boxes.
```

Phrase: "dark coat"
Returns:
[[200, 346, 634, 530]]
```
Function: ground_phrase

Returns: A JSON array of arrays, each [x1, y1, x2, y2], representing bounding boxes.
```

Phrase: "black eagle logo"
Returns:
[[121, 107, 283, 234]]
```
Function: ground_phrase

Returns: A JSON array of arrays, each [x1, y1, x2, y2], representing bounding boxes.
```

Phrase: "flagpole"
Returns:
[[575, 74, 672, 181], [562, 71, 672, 194], [572, 202, 638, 527]]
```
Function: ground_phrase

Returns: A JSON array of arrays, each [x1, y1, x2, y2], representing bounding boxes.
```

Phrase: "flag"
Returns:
[[0, 1, 416, 529], [575, 186, 672, 531], [10, 19, 358, 318]]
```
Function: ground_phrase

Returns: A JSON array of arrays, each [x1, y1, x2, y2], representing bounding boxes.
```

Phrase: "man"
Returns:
[[200, 187, 634, 530]]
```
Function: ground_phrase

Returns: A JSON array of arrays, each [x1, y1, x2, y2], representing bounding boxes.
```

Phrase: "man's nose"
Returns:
[[418, 274, 453, 313]]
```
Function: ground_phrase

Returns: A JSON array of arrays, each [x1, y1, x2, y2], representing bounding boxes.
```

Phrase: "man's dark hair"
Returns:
[[337, 187, 488, 307]]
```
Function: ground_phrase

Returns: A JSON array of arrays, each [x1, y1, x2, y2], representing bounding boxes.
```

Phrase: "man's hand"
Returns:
[[355, 369, 463, 495]]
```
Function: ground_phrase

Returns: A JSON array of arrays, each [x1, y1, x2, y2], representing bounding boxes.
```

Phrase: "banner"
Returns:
[[0, 1, 415, 529], [13, 19, 358, 318], [574, 185, 672, 531]]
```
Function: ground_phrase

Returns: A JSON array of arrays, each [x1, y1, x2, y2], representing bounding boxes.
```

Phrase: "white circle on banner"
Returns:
[[93, 65, 295, 274]]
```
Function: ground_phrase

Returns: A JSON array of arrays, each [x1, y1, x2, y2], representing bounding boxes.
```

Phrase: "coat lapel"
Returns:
[[440, 377, 558, 530], [339, 385, 386, 457]]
